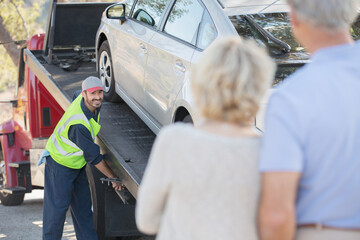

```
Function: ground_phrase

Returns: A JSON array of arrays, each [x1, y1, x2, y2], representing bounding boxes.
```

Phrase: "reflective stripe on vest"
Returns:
[[51, 113, 95, 157], [46, 94, 101, 169]]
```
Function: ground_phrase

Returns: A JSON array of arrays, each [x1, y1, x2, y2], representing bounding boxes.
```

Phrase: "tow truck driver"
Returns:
[[41, 76, 122, 240]]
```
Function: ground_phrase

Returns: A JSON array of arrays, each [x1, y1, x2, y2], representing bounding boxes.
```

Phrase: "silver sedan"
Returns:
[[95, 0, 309, 134]]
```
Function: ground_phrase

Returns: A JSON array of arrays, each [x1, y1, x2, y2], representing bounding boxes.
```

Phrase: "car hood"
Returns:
[[221, 0, 289, 16]]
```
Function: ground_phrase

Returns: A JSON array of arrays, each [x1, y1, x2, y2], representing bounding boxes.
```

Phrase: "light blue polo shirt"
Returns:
[[259, 41, 360, 228]]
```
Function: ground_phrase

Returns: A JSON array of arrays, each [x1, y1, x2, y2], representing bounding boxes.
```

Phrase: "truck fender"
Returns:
[[0, 120, 32, 188]]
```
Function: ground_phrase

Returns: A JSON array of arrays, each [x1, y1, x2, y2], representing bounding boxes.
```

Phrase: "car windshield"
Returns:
[[230, 13, 360, 85]]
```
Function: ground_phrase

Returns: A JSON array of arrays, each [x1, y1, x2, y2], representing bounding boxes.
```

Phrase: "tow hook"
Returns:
[[100, 177, 122, 185], [100, 177, 135, 205]]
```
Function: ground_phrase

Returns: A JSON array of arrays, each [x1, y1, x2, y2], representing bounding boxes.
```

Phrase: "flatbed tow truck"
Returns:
[[0, 1, 155, 239]]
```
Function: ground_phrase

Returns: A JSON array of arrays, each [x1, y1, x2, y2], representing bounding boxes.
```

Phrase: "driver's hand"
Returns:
[[112, 182, 124, 191]]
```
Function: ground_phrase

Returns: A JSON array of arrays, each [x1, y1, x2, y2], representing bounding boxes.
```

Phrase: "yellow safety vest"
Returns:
[[45, 94, 101, 169]]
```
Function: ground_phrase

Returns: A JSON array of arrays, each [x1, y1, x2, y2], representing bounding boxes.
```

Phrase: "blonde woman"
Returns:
[[136, 36, 275, 240]]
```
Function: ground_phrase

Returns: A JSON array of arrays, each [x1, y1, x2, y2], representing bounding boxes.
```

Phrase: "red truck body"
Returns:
[[0, 34, 63, 196], [24, 34, 64, 139]]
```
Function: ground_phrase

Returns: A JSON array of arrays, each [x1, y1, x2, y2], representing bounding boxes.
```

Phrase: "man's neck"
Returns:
[[306, 28, 354, 54]]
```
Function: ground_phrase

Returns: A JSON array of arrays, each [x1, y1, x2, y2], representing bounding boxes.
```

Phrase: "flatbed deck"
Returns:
[[24, 49, 155, 198]]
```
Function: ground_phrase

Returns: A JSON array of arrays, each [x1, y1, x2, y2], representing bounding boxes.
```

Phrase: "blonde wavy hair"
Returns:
[[191, 36, 275, 125]]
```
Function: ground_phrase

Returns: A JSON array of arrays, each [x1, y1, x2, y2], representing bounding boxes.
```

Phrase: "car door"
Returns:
[[145, 0, 215, 127], [108, 0, 168, 107]]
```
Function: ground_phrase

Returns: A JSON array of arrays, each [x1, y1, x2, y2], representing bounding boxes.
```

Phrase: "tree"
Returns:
[[0, 15, 19, 66], [0, 0, 43, 92]]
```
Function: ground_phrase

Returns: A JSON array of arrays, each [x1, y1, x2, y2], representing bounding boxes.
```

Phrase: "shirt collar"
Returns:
[[81, 98, 101, 121], [311, 40, 360, 62]]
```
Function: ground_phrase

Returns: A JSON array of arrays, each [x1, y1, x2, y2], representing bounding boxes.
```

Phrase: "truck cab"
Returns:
[[0, 1, 154, 239]]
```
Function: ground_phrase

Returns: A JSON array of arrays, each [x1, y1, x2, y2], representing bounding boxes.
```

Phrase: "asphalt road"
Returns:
[[0, 189, 76, 240]]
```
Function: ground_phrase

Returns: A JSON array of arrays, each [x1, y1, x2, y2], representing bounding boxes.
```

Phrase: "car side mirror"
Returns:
[[106, 3, 126, 24], [133, 9, 155, 27]]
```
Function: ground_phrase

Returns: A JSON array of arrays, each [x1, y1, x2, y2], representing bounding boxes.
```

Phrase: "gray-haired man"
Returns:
[[258, 1, 360, 240]]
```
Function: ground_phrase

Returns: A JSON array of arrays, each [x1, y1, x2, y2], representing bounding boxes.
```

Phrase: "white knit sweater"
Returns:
[[136, 123, 261, 240]]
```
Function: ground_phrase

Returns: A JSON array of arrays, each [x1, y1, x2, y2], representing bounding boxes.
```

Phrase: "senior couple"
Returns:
[[136, 0, 360, 240]]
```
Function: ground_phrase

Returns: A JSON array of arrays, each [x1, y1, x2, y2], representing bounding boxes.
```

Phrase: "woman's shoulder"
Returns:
[[158, 123, 194, 138], [153, 123, 195, 148], [150, 123, 196, 159], [158, 123, 261, 146]]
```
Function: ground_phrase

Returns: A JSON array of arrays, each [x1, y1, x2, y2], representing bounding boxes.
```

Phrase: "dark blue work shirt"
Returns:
[[68, 90, 102, 165]]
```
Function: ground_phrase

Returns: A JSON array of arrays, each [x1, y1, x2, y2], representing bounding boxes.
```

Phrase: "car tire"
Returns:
[[98, 40, 122, 102], [0, 191, 25, 206], [182, 114, 193, 124]]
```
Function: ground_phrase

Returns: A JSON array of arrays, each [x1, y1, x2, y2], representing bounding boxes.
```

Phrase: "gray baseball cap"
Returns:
[[82, 76, 104, 93]]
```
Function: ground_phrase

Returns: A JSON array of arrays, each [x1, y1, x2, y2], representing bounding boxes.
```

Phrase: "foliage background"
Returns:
[[0, 0, 118, 93], [0, 0, 49, 92]]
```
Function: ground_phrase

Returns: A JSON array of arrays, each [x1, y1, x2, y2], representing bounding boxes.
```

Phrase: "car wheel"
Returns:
[[0, 191, 25, 206], [182, 115, 193, 124], [98, 40, 121, 102]]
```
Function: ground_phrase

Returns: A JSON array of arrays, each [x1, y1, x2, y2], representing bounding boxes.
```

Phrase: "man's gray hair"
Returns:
[[287, 0, 359, 32]]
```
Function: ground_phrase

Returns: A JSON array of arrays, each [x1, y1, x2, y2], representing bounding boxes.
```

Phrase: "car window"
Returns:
[[196, 10, 217, 49], [131, 0, 167, 27], [230, 13, 308, 86], [351, 16, 360, 39], [164, 0, 204, 45], [125, 0, 135, 16]]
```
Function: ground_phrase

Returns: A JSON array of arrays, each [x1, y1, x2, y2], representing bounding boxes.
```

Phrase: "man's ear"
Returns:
[[81, 90, 86, 98]]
